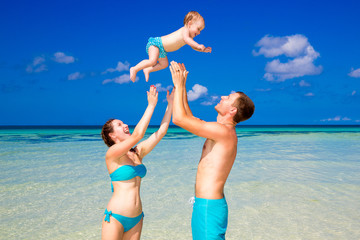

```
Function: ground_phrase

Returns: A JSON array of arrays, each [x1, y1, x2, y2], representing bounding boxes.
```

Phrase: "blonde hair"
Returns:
[[184, 11, 204, 26]]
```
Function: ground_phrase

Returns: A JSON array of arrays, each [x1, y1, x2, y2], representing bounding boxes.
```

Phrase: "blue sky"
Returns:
[[1, 0, 359, 125]]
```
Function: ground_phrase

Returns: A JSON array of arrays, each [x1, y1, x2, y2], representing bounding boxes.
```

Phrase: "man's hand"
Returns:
[[170, 61, 186, 87], [179, 63, 189, 83]]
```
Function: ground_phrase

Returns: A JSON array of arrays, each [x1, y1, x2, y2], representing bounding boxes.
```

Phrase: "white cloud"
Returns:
[[187, 84, 208, 101], [201, 101, 214, 106], [102, 74, 138, 84], [68, 72, 85, 80], [299, 80, 311, 87], [33, 56, 45, 66], [305, 92, 314, 96], [256, 88, 271, 92], [154, 83, 172, 92], [102, 61, 130, 74], [253, 34, 322, 82], [31, 64, 47, 73], [26, 56, 47, 73], [201, 96, 219, 106], [320, 116, 351, 122], [348, 68, 360, 78], [253, 34, 311, 58], [352, 90, 356, 96], [53, 52, 75, 64]]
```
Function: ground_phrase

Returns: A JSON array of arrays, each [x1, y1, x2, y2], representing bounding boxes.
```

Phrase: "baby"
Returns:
[[130, 11, 211, 82]]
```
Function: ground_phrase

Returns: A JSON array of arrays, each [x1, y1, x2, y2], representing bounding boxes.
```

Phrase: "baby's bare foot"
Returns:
[[130, 67, 137, 83], [143, 68, 150, 82]]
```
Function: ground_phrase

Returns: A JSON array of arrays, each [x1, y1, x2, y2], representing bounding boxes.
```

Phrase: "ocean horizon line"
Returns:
[[0, 124, 359, 129]]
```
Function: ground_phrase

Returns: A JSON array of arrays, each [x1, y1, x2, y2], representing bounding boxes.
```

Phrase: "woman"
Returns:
[[101, 85, 173, 239]]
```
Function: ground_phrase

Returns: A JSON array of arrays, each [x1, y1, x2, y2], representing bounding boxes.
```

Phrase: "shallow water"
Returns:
[[1, 126, 360, 239]]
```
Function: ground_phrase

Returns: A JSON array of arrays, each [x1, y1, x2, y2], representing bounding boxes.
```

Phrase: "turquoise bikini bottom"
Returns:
[[104, 209, 144, 232]]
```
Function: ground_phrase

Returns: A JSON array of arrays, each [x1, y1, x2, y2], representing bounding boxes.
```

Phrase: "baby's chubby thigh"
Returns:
[[147, 45, 160, 63], [158, 57, 169, 68]]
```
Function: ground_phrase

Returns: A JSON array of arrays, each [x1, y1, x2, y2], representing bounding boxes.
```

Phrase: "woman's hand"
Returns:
[[147, 85, 158, 107], [166, 87, 175, 106]]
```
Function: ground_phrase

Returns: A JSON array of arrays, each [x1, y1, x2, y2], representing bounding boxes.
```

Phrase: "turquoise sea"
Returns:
[[1, 125, 360, 240]]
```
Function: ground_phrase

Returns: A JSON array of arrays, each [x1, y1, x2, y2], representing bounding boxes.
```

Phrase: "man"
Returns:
[[170, 61, 255, 239]]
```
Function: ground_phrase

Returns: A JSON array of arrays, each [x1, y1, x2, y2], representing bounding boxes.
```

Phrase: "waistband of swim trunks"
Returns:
[[194, 196, 227, 206]]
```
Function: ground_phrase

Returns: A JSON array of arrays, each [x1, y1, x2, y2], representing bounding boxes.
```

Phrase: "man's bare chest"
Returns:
[[202, 139, 215, 155]]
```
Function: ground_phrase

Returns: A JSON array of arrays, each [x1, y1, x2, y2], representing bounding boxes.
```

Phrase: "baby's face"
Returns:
[[188, 19, 205, 38]]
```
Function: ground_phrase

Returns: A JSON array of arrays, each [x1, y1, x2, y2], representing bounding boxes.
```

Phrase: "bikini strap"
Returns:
[[104, 209, 112, 223]]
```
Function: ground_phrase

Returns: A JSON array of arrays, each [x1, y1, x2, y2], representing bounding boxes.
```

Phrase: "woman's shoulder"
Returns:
[[106, 146, 142, 166]]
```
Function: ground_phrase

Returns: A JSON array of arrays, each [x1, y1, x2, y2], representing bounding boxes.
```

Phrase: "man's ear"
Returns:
[[230, 107, 237, 117]]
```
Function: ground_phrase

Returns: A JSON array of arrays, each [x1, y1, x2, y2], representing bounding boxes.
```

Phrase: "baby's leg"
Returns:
[[130, 46, 159, 82], [143, 57, 169, 82]]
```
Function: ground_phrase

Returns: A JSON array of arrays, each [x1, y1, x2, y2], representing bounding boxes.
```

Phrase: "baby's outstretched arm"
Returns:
[[182, 28, 212, 53]]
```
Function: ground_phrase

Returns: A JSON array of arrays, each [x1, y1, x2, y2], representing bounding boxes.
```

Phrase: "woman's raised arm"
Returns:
[[106, 86, 158, 160], [137, 88, 174, 159]]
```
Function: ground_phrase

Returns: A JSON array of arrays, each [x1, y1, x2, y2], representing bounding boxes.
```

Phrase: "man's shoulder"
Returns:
[[204, 122, 237, 141]]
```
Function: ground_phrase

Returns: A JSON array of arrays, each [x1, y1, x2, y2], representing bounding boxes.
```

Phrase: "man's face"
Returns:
[[215, 92, 239, 114]]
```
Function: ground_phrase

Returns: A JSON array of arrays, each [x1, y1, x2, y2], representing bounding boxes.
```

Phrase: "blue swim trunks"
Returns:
[[146, 37, 167, 58], [191, 197, 228, 240]]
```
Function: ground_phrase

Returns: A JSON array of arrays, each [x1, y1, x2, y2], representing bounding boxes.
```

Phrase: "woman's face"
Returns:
[[110, 119, 130, 142]]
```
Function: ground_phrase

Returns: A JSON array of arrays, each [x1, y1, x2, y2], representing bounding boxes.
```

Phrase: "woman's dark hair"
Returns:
[[101, 119, 115, 147]]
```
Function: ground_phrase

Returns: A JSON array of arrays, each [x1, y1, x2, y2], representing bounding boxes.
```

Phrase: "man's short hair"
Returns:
[[232, 92, 255, 123]]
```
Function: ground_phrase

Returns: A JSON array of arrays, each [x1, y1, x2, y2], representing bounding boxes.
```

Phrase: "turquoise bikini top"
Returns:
[[110, 164, 147, 192]]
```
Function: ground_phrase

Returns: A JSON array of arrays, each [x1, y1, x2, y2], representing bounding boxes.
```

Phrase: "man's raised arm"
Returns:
[[170, 61, 228, 140], [170, 61, 188, 123], [183, 80, 193, 117], [176, 63, 194, 117]]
